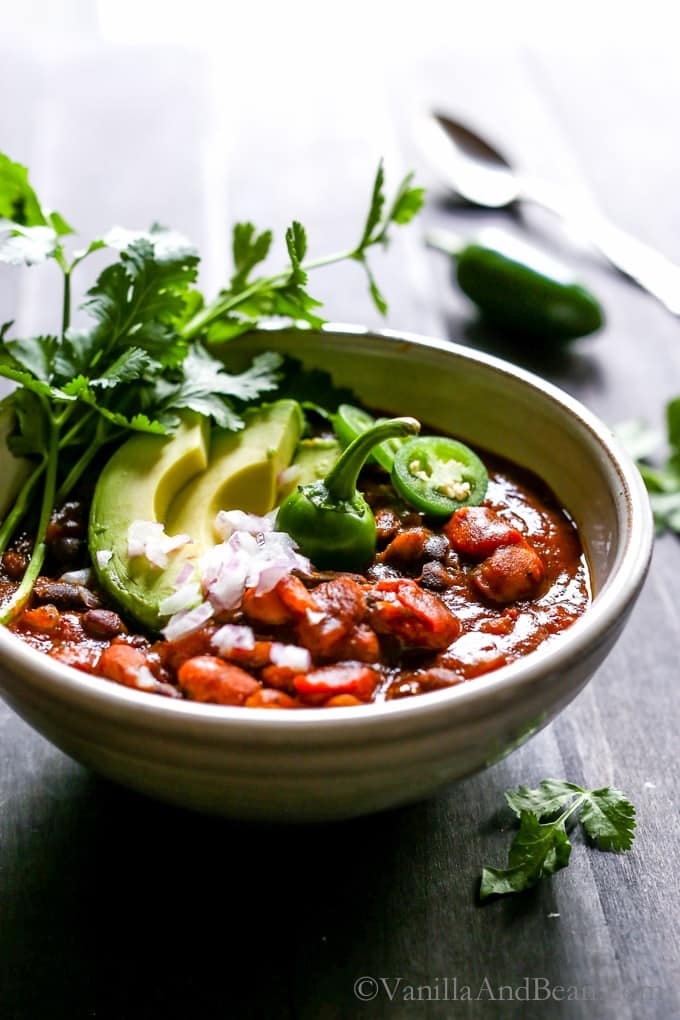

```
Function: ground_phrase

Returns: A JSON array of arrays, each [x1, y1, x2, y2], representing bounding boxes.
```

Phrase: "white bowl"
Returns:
[[0, 327, 653, 821]]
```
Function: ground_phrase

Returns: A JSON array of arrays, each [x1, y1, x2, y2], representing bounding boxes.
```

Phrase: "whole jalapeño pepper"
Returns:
[[427, 227, 604, 342], [277, 417, 420, 570]]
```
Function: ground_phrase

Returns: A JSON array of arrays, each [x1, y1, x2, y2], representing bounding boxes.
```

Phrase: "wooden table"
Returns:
[[1, 20, 679, 1019]]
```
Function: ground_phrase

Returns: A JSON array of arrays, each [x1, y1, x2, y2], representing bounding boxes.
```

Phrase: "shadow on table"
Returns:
[[1, 769, 574, 1020], [442, 312, 606, 394]]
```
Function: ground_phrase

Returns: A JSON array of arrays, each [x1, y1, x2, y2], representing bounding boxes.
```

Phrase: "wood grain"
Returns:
[[0, 33, 678, 1020]]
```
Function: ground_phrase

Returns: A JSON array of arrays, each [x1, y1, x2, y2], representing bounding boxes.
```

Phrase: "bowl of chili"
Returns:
[[0, 327, 653, 821]]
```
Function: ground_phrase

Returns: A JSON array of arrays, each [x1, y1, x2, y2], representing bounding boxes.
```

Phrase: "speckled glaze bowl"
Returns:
[[0, 327, 653, 821]]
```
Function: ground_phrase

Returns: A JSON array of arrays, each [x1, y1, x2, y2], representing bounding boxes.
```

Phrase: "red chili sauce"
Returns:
[[1, 452, 590, 708]]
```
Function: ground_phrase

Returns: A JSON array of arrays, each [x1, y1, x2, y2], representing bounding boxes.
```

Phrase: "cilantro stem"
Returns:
[[62, 267, 71, 338], [55, 434, 104, 503], [180, 246, 365, 341], [0, 461, 45, 556], [0, 419, 59, 624], [553, 793, 588, 829]]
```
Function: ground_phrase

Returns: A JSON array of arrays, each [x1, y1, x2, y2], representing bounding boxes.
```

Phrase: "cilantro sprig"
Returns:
[[615, 398, 680, 533], [180, 159, 424, 340], [480, 779, 636, 900], [0, 153, 423, 622]]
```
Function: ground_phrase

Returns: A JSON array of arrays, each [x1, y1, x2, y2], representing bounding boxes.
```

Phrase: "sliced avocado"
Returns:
[[89, 415, 210, 631], [0, 396, 32, 521], [277, 436, 342, 501], [166, 399, 303, 550]]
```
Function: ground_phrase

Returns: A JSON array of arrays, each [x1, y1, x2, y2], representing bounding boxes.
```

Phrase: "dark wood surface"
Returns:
[[1, 24, 679, 1020]]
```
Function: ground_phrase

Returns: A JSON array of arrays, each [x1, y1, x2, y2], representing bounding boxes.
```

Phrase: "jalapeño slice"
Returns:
[[392, 436, 488, 517]]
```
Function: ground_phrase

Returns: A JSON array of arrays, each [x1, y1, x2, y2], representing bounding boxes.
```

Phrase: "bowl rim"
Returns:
[[0, 324, 654, 737]]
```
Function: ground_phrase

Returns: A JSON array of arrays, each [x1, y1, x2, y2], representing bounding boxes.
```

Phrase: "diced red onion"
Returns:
[[174, 561, 196, 588], [127, 520, 191, 569], [270, 642, 311, 672], [96, 549, 113, 568], [161, 601, 214, 641], [214, 509, 273, 541], [305, 608, 326, 625], [59, 568, 93, 586], [212, 624, 256, 655], [159, 583, 202, 617], [135, 666, 159, 690]]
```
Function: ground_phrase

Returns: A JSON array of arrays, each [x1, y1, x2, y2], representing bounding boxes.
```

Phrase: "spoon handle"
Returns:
[[518, 176, 680, 315]]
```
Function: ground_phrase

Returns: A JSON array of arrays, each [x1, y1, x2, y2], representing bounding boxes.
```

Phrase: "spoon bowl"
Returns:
[[419, 111, 520, 208]]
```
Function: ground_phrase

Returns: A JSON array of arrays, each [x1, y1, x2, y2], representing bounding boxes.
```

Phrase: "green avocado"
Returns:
[[0, 396, 32, 521], [277, 436, 342, 501], [89, 415, 210, 631], [166, 400, 303, 550]]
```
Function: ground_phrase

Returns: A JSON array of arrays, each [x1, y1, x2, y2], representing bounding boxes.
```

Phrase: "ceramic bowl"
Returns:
[[0, 327, 653, 821]]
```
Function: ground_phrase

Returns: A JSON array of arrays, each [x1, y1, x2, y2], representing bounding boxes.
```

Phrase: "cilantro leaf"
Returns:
[[505, 779, 584, 820], [231, 222, 272, 290], [613, 418, 663, 462], [0, 153, 48, 226], [357, 160, 386, 251], [82, 237, 197, 368], [0, 349, 70, 402], [154, 345, 281, 429], [615, 399, 680, 535], [481, 813, 572, 899], [87, 347, 157, 390], [384, 171, 425, 227], [4, 335, 59, 382], [580, 787, 636, 852], [6, 388, 49, 458], [285, 220, 308, 284], [480, 780, 636, 900], [0, 223, 59, 266]]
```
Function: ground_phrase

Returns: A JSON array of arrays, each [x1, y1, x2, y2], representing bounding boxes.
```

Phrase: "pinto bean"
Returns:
[[444, 506, 523, 561], [82, 609, 124, 639], [367, 578, 460, 651], [294, 662, 379, 703], [98, 643, 176, 695], [323, 694, 363, 707], [154, 626, 217, 672], [472, 544, 545, 604], [242, 586, 293, 626], [379, 528, 430, 568], [295, 576, 368, 662], [245, 688, 297, 709], [177, 656, 259, 705]]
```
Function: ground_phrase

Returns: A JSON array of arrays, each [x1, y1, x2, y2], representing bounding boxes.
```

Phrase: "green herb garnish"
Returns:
[[614, 398, 680, 533], [480, 779, 636, 900], [0, 153, 423, 622]]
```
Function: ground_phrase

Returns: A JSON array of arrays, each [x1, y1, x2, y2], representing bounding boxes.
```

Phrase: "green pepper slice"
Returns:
[[332, 403, 403, 473], [392, 436, 488, 517], [278, 417, 421, 570]]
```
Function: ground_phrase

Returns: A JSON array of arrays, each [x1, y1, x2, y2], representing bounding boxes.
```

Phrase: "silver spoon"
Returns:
[[418, 111, 680, 315]]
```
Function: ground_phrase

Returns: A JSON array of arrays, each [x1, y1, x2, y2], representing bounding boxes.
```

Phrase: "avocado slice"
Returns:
[[0, 396, 32, 521], [89, 415, 210, 631], [166, 400, 303, 550], [277, 436, 342, 501]]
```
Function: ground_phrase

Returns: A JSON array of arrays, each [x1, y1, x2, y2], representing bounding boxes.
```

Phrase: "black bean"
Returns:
[[423, 534, 449, 561], [420, 561, 455, 591], [82, 609, 124, 639], [2, 550, 27, 580], [33, 577, 102, 610]]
